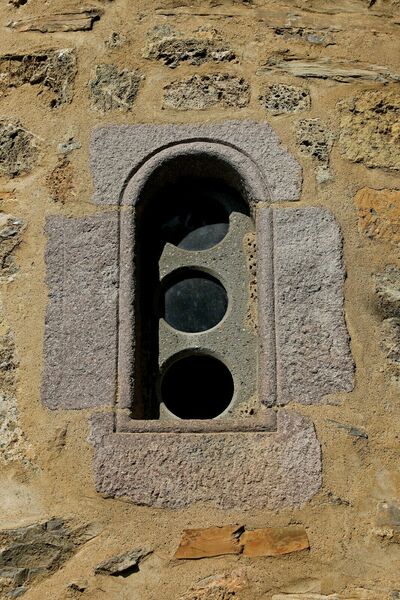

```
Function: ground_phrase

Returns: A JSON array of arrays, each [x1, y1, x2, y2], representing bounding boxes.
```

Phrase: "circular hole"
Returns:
[[161, 354, 234, 419], [162, 271, 228, 333]]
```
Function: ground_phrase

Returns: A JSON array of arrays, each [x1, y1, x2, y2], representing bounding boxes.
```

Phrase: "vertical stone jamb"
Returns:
[[257, 207, 277, 407]]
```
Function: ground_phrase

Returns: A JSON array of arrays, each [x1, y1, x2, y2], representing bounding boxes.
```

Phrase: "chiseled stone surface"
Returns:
[[90, 410, 321, 509], [258, 207, 354, 406], [90, 121, 302, 204], [42, 213, 118, 409]]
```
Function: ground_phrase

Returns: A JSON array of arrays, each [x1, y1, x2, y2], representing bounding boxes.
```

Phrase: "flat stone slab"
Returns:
[[42, 213, 118, 409], [90, 121, 302, 205], [257, 206, 354, 405], [89, 410, 322, 509]]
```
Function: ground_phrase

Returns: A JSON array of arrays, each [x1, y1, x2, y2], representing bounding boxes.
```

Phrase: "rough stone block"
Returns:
[[90, 121, 302, 204], [0, 119, 39, 178], [374, 266, 400, 319], [42, 213, 118, 409], [180, 571, 247, 600], [7, 9, 101, 33], [174, 525, 309, 559], [260, 84, 311, 115], [0, 213, 25, 281], [381, 318, 400, 385], [257, 207, 354, 405], [163, 74, 250, 110], [89, 64, 142, 112], [94, 548, 152, 575], [0, 518, 98, 597], [90, 410, 321, 509], [339, 90, 400, 170], [295, 119, 334, 164], [261, 54, 400, 83], [0, 49, 76, 108], [145, 33, 236, 68]]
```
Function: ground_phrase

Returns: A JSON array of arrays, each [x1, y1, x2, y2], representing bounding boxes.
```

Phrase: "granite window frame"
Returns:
[[116, 141, 275, 433]]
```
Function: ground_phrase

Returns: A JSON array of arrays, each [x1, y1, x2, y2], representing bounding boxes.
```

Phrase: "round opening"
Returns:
[[161, 354, 234, 419], [160, 187, 229, 251], [161, 271, 228, 333]]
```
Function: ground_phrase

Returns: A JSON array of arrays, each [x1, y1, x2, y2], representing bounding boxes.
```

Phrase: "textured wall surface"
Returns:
[[0, 0, 399, 598]]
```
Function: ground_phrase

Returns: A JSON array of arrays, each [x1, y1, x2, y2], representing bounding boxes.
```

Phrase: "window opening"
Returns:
[[161, 270, 228, 333], [132, 159, 255, 421], [160, 354, 234, 419]]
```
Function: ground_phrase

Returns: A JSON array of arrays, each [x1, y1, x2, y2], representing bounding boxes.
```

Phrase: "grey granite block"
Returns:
[[90, 409, 321, 509], [257, 206, 354, 405], [90, 121, 302, 205], [42, 213, 118, 409]]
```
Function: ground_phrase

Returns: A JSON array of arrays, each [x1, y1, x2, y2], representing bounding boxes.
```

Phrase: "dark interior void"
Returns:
[[161, 355, 234, 419], [162, 270, 228, 333], [132, 155, 249, 419], [161, 192, 229, 251]]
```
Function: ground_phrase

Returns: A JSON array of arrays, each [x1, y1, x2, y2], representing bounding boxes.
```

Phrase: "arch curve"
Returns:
[[121, 140, 272, 211]]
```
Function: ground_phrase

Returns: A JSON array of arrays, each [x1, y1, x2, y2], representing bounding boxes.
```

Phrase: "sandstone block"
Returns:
[[7, 9, 102, 33], [339, 90, 400, 170], [354, 188, 400, 246], [163, 74, 250, 110], [46, 158, 75, 204], [272, 595, 339, 600], [42, 213, 118, 409], [242, 526, 309, 557], [261, 54, 400, 83], [175, 526, 244, 559]]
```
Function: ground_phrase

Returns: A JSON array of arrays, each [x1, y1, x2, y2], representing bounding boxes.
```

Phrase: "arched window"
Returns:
[[121, 153, 258, 421]]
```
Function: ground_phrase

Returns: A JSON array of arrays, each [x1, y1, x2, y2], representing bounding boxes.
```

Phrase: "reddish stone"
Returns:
[[174, 525, 244, 559], [242, 526, 309, 557]]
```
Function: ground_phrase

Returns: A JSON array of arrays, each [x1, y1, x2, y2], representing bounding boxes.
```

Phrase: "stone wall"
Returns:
[[0, 0, 399, 599]]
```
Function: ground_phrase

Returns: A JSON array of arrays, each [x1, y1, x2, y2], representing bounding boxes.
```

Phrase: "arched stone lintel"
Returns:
[[90, 121, 303, 205]]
